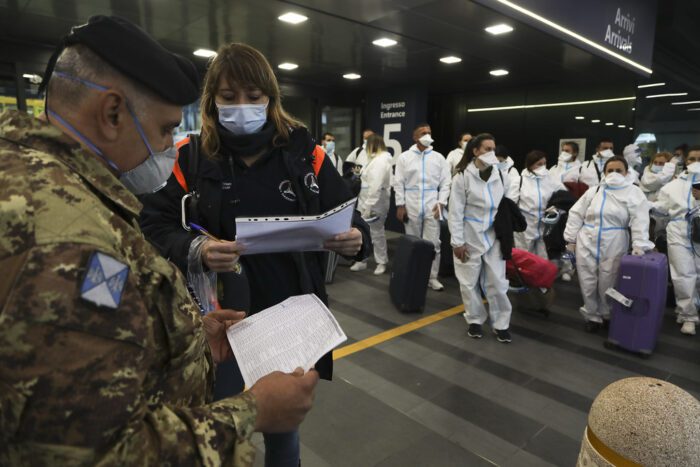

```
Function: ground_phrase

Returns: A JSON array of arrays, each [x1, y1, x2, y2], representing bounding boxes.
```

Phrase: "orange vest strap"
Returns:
[[312, 145, 326, 176], [173, 137, 190, 192]]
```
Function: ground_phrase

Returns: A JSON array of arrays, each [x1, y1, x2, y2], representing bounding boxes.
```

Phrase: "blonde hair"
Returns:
[[200, 43, 304, 158], [366, 133, 387, 158], [649, 151, 672, 169]]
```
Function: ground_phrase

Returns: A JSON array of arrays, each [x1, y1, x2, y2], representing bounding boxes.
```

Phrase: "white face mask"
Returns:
[[217, 102, 268, 135], [650, 165, 663, 174], [605, 172, 626, 186], [324, 141, 336, 154], [418, 134, 434, 148], [688, 162, 700, 174], [478, 151, 499, 167], [459, 141, 466, 150], [599, 149, 615, 160], [120, 145, 177, 195], [533, 166, 548, 177], [497, 160, 509, 171], [559, 151, 573, 162]]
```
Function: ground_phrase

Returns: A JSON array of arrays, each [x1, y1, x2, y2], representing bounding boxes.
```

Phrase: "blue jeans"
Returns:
[[264, 431, 300, 467]]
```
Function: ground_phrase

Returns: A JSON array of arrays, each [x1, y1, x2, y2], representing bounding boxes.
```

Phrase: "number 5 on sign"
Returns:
[[383, 123, 402, 158]]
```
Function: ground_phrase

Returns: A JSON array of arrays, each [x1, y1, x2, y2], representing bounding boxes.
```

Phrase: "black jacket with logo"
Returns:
[[139, 126, 371, 380]]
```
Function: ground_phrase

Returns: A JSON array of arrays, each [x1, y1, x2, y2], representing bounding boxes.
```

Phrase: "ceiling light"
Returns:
[[688, 108, 700, 111], [490, 0, 652, 74], [591, 119, 601, 123], [485, 24, 513, 35], [373, 38, 397, 47], [440, 56, 462, 64], [617, 124, 626, 128], [278, 62, 298, 70], [637, 82, 665, 88], [489, 69, 509, 76], [605, 122, 614, 126], [343, 73, 361, 80], [632, 107, 636, 111], [671, 100, 700, 105], [278, 12, 308, 24], [575, 116, 585, 120], [646, 92, 688, 99], [629, 127, 634, 130], [193, 48, 217, 58], [468, 96, 635, 112]]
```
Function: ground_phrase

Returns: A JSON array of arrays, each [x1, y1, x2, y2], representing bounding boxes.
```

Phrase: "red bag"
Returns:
[[564, 181, 589, 200], [506, 248, 558, 289]]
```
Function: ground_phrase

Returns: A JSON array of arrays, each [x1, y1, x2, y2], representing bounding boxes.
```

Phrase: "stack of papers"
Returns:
[[226, 294, 347, 387]]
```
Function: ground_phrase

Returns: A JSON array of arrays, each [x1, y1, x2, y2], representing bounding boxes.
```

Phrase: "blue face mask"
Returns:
[[325, 141, 336, 154], [217, 102, 268, 135], [47, 72, 176, 195], [650, 165, 663, 174]]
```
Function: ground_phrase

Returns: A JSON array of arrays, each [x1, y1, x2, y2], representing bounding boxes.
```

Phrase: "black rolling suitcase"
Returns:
[[390, 235, 435, 313], [438, 220, 454, 277]]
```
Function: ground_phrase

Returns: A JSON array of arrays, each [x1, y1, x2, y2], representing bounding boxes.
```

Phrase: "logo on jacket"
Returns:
[[304, 173, 320, 194], [279, 180, 297, 202]]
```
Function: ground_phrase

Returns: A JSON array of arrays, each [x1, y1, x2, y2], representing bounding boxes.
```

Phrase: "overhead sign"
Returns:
[[366, 87, 427, 159], [474, 0, 657, 75]]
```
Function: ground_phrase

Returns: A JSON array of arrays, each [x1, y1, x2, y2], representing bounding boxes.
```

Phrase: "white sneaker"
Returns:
[[349, 261, 367, 272], [374, 264, 386, 275], [428, 279, 444, 291], [562, 273, 572, 282], [676, 315, 684, 324], [681, 321, 696, 335]]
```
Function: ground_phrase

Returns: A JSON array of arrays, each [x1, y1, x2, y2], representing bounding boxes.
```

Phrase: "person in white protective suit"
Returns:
[[549, 141, 582, 184], [623, 143, 643, 185], [515, 150, 567, 258], [577, 138, 615, 188], [446, 132, 472, 176], [495, 145, 520, 201], [640, 152, 675, 238], [449, 133, 513, 343], [564, 156, 655, 333], [351, 134, 393, 275], [652, 146, 700, 336], [394, 123, 451, 291], [345, 128, 374, 171]]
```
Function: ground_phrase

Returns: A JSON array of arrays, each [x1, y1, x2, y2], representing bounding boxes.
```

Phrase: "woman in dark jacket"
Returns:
[[139, 43, 371, 467]]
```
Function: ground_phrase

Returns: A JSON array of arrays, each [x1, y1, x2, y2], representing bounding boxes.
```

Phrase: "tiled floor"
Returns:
[[253, 235, 700, 466]]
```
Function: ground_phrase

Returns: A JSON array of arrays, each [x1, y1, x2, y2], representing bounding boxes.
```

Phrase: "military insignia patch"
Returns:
[[80, 252, 129, 309]]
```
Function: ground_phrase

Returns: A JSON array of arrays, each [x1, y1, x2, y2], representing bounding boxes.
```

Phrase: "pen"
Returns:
[[189, 222, 242, 274]]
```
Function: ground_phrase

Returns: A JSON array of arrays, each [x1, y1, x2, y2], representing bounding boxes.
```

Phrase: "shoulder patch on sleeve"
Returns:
[[80, 251, 129, 309]]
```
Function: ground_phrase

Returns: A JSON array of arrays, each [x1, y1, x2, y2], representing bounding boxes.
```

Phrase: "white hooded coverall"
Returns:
[[564, 179, 654, 323], [515, 168, 567, 259], [394, 144, 451, 280], [640, 162, 676, 236], [357, 151, 393, 266], [446, 146, 464, 175], [549, 158, 582, 184], [578, 156, 607, 188], [448, 163, 512, 330], [653, 173, 700, 324], [499, 157, 521, 202]]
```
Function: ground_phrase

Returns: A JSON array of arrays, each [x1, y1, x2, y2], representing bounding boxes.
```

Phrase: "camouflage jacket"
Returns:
[[0, 110, 256, 466]]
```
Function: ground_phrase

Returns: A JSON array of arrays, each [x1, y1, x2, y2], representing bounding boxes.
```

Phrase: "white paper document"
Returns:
[[235, 198, 357, 255], [226, 294, 347, 387]]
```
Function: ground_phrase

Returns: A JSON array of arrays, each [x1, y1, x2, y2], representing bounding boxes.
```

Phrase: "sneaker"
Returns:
[[676, 315, 684, 324], [349, 261, 367, 272], [493, 328, 512, 343], [681, 321, 696, 335], [585, 320, 603, 333], [374, 264, 386, 275], [561, 273, 572, 282], [467, 324, 483, 339], [428, 279, 444, 291]]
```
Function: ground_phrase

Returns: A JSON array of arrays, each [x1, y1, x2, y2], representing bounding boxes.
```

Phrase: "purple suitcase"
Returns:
[[606, 252, 668, 356]]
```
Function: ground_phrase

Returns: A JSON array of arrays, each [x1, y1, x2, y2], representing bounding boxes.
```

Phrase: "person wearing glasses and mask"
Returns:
[[564, 156, 654, 333], [139, 42, 371, 467]]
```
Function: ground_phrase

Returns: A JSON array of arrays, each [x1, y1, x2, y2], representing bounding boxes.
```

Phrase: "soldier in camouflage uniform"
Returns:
[[0, 15, 318, 466]]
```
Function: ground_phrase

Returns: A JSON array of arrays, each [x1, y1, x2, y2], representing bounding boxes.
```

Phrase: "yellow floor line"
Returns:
[[333, 304, 465, 360]]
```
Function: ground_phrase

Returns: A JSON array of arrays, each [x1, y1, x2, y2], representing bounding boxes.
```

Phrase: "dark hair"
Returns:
[[457, 132, 472, 145], [322, 132, 334, 139], [599, 137, 613, 144], [687, 145, 700, 158], [456, 133, 495, 173], [362, 128, 374, 134], [495, 144, 510, 159], [563, 141, 579, 155], [413, 122, 431, 133], [675, 143, 689, 156], [525, 150, 547, 171], [603, 155, 628, 173]]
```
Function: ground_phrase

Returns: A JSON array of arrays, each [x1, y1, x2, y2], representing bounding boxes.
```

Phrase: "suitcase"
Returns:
[[390, 235, 435, 313], [506, 248, 558, 289], [605, 252, 668, 356], [506, 257, 555, 317], [438, 220, 454, 277]]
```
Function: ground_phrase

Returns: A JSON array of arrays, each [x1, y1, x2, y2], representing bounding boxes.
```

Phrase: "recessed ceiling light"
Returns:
[[646, 92, 688, 99], [373, 38, 397, 47], [632, 107, 636, 111], [485, 24, 514, 35], [637, 82, 665, 88], [575, 116, 585, 120], [278, 62, 299, 70], [343, 73, 361, 80], [489, 69, 509, 76], [278, 12, 308, 24], [605, 122, 614, 126], [193, 48, 217, 58], [440, 56, 462, 64], [671, 100, 700, 105], [629, 127, 634, 130], [617, 124, 626, 128], [591, 119, 601, 123]]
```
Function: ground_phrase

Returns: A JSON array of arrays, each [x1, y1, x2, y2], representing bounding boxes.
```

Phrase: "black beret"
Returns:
[[41, 15, 200, 105]]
